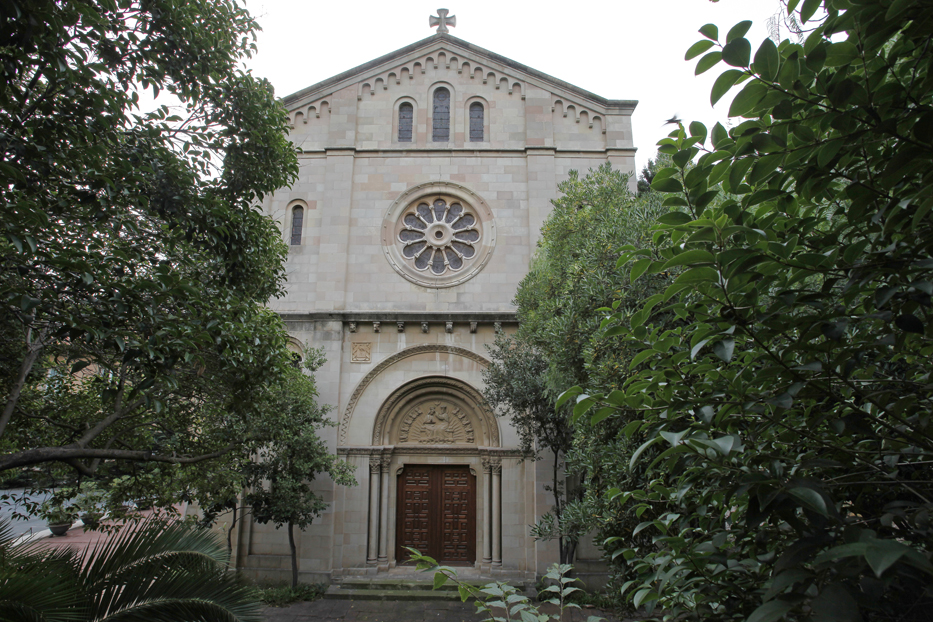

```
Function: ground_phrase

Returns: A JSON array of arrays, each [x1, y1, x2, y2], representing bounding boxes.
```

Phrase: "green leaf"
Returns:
[[825, 41, 858, 67], [633, 588, 658, 608], [754, 38, 780, 81], [685, 39, 715, 60], [696, 51, 724, 75], [895, 314, 924, 334], [800, 0, 822, 23], [70, 360, 92, 374], [817, 139, 844, 167], [711, 122, 730, 148], [711, 69, 744, 106], [630, 258, 652, 282], [689, 121, 708, 142], [787, 487, 828, 516], [674, 267, 719, 283], [651, 177, 684, 193], [768, 392, 794, 409], [810, 584, 859, 622], [590, 407, 615, 425], [886, 0, 914, 19], [727, 20, 753, 43], [698, 23, 719, 41], [865, 540, 910, 577], [722, 38, 751, 67], [433, 572, 448, 590], [573, 396, 597, 421], [555, 387, 583, 411], [661, 249, 716, 269], [729, 81, 768, 117], [657, 212, 692, 225], [630, 436, 663, 469], [747, 599, 795, 622], [712, 338, 735, 362]]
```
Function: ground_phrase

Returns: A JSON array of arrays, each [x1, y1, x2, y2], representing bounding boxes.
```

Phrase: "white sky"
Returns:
[[242, 0, 784, 174]]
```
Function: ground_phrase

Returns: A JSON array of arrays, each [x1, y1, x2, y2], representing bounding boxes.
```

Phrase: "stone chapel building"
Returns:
[[230, 11, 637, 584]]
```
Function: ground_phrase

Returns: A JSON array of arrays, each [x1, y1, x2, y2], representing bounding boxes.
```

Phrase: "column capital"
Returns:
[[370, 456, 382, 473]]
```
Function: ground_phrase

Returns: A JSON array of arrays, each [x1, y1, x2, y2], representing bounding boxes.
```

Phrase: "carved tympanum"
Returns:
[[398, 400, 476, 445]]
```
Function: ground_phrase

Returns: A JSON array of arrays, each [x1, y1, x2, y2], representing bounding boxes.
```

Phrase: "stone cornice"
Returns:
[[298, 147, 634, 157], [278, 311, 517, 323], [338, 445, 524, 457]]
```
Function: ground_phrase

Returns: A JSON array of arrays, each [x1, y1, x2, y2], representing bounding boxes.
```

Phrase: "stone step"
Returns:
[[324, 586, 470, 601], [325, 576, 533, 601], [335, 578, 529, 591]]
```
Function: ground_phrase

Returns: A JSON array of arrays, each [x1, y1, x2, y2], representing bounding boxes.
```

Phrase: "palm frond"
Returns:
[[78, 518, 259, 622], [0, 518, 85, 622]]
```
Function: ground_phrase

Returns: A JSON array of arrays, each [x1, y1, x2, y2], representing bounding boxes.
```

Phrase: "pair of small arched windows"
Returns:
[[398, 89, 484, 143]]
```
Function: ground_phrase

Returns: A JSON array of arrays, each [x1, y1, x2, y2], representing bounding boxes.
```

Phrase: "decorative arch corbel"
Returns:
[[338, 344, 491, 444]]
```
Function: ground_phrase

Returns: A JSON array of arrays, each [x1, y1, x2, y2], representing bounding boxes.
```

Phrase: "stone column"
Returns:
[[378, 455, 391, 565], [491, 459, 502, 567], [367, 456, 381, 565], [482, 459, 492, 564]]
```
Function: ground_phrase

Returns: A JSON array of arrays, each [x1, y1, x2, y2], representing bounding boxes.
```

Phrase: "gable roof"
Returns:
[[282, 33, 637, 113]]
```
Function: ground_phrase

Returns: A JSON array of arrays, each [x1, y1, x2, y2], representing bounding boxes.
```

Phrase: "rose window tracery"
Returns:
[[397, 197, 481, 276]]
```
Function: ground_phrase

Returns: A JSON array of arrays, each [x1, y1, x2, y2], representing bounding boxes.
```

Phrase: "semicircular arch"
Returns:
[[372, 375, 499, 447], [338, 344, 491, 445]]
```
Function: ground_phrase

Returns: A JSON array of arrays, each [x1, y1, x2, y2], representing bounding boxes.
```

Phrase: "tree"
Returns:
[[514, 164, 669, 395], [483, 334, 578, 564], [568, 0, 933, 619], [0, 517, 261, 621], [0, 0, 298, 489], [241, 349, 356, 588], [484, 165, 670, 565]]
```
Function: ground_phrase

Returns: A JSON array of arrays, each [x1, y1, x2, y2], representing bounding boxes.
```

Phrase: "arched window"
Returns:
[[469, 102, 484, 142], [290, 206, 303, 245], [398, 103, 413, 142], [432, 88, 450, 142]]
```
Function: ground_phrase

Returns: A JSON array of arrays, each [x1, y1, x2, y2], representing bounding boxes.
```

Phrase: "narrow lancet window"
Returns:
[[432, 88, 450, 142], [469, 102, 484, 142], [290, 206, 303, 245], [398, 103, 413, 142]]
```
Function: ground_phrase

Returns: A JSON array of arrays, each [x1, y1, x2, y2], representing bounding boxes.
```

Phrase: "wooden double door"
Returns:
[[396, 465, 476, 565]]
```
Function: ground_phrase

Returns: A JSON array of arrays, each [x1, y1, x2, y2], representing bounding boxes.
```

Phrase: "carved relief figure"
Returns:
[[397, 399, 476, 445], [422, 403, 453, 443]]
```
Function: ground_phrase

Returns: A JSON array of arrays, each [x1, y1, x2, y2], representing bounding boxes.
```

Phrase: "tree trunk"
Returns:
[[225, 503, 238, 570], [287, 520, 298, 588]]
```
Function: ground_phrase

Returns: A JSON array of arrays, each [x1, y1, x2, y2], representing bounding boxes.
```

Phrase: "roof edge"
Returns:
[[281, 33, 637, 111]]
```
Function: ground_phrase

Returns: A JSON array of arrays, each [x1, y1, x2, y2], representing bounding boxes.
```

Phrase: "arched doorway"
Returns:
[[364, 375, 503, 569]]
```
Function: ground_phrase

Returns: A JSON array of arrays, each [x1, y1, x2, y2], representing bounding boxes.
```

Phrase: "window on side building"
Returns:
[[469, 102, 484, 142], [432, 88, 450, 142], [290, 206, 304, 245], [398, 103, 413, 142]]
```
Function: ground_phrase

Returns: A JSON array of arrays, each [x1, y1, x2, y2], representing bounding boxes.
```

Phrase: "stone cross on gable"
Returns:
[[429, 9, 456, 34]]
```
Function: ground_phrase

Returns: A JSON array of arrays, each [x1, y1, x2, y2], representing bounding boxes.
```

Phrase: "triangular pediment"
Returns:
[[282, 34, 635, 117]]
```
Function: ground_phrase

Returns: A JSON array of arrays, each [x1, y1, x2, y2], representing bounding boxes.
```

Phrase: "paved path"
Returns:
[[262, 599, 626, 622]]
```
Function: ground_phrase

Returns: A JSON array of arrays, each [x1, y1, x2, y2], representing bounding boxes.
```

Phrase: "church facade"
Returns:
[[231, 15, 637, 583]]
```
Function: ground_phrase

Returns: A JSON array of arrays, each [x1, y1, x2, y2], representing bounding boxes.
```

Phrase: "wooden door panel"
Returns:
[[397, 467, 432, 557], [441, 468, 474, 562], [396, 465, 475, 565]]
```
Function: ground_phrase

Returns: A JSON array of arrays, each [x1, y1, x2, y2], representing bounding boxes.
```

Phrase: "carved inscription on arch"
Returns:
[[398, 400, 476, 445]]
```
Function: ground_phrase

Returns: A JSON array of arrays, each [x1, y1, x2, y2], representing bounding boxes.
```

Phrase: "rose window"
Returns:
[[397, 198, 481, 276]]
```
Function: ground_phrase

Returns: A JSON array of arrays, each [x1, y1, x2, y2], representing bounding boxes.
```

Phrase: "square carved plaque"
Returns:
[[351, 342, 372, 363]]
